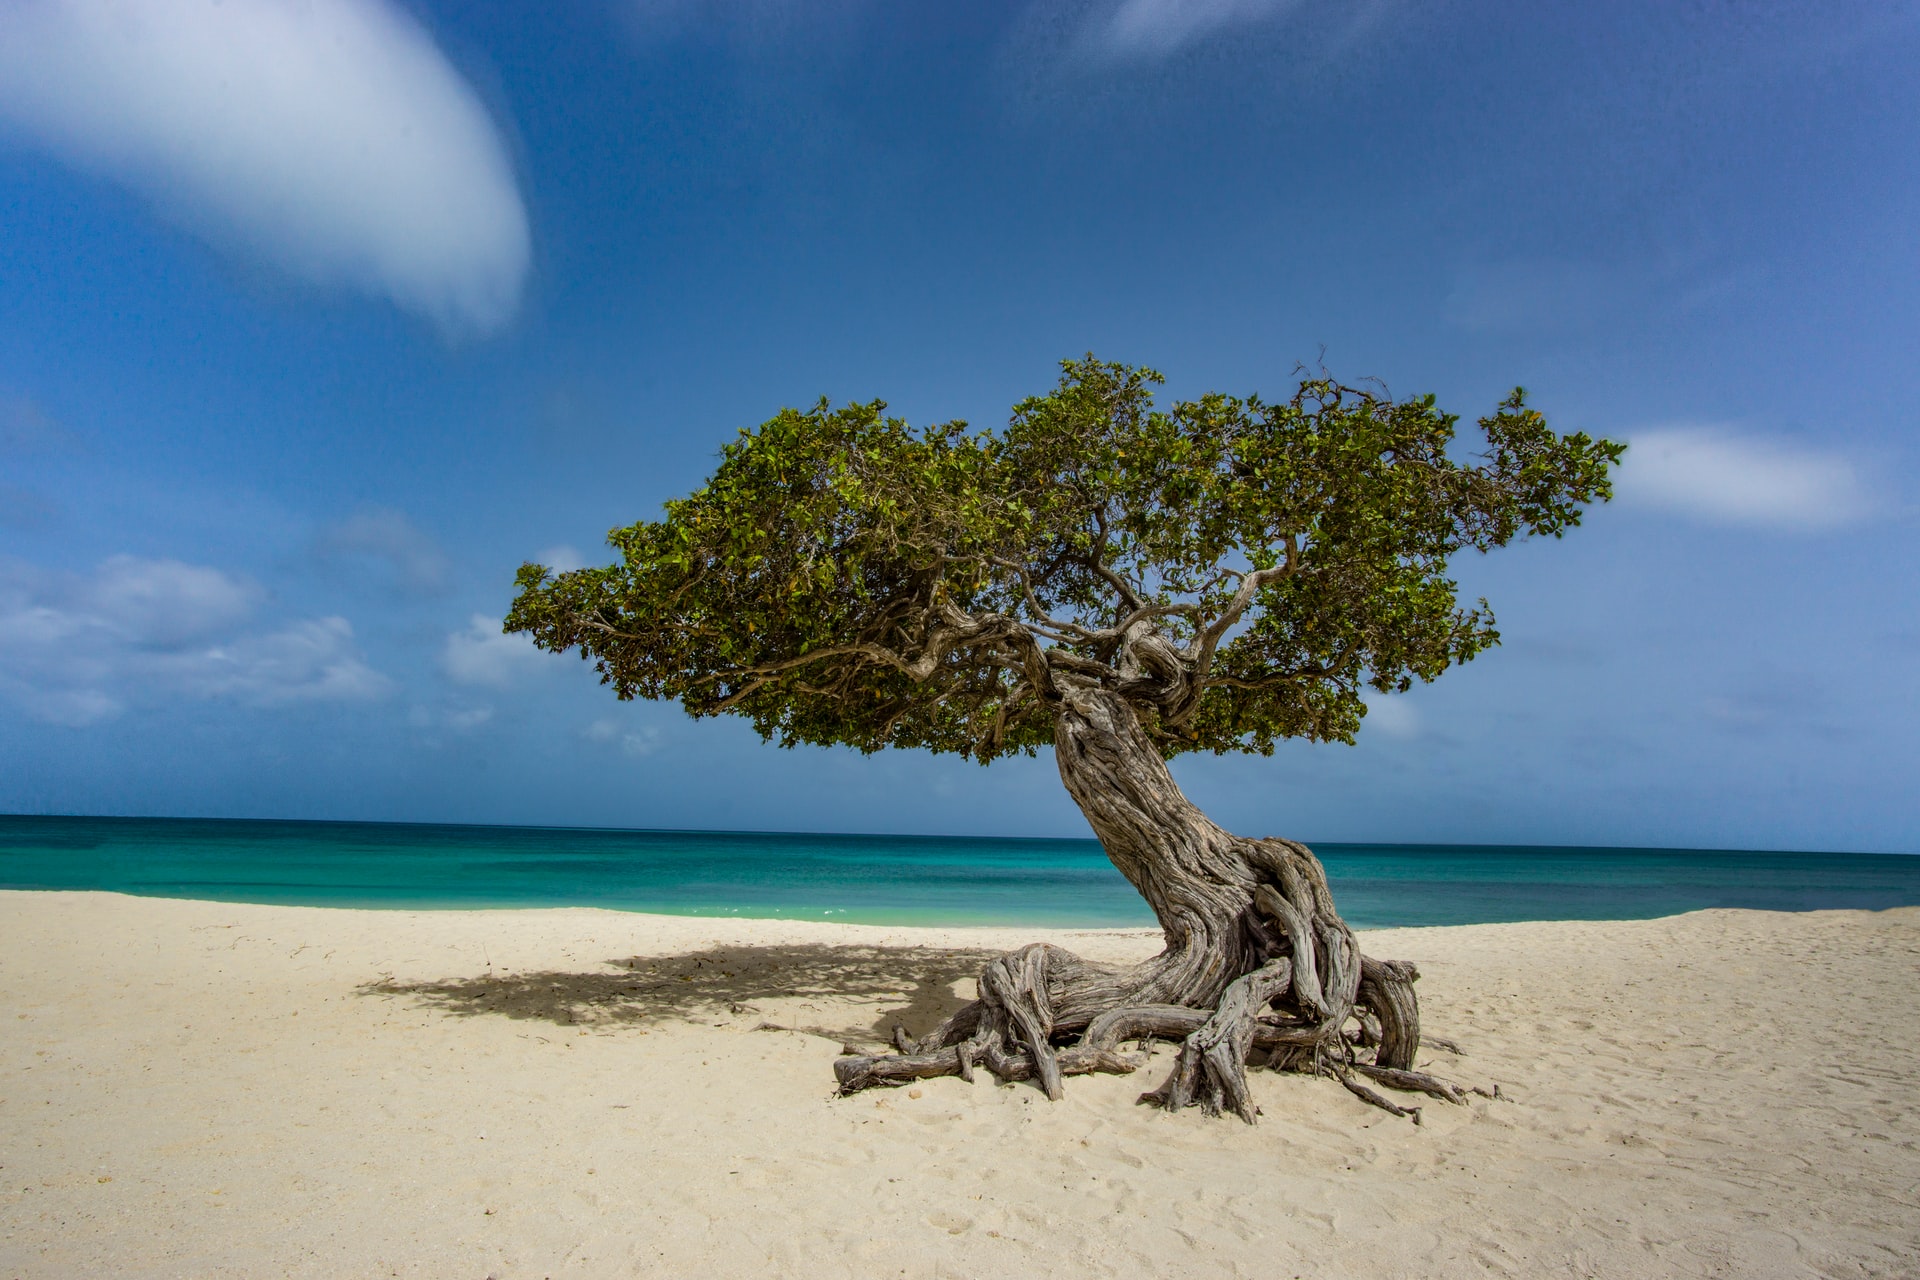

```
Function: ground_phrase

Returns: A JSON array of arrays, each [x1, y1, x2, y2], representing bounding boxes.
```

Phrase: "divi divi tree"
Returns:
[[507, 357, 1622, 1122]]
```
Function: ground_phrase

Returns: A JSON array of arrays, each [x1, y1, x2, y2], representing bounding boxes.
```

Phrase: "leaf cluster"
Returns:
[[507, 357, 1623, 761]]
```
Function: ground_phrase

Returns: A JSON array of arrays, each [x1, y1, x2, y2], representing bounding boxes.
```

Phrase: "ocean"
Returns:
[[3, 814, 1916, 929]]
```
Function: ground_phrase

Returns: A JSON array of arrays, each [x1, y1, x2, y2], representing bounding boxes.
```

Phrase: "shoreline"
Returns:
[[7, 880, 1920, 934], [0, 888, 1166, 933], [3, 891, 1916, 1277], [0, 887, 1177, 951], [10, 816, 1920, 935], [10, 809, 1915, 858]]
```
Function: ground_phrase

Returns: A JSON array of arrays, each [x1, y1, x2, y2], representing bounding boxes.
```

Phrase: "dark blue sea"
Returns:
[[1, 815, 1915, 929]]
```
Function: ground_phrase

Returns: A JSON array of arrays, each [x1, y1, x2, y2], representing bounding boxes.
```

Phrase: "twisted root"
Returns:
[[834, 838, 1473, 1124], [834, 936, 1466, 1125]]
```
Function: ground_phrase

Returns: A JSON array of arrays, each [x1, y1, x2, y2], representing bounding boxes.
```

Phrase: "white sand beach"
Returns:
[[1, 891, 1915, 1278]]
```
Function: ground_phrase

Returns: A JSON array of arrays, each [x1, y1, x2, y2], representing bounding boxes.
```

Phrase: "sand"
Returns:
[[1, 891, 1915, 1278]]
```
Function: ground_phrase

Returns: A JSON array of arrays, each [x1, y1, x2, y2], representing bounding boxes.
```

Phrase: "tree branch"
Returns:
[[1088, 506, 1146, 614], [684, 599, 1060, 713], [988, 557, 1098, 641], [1186, 536, 1299, 681]]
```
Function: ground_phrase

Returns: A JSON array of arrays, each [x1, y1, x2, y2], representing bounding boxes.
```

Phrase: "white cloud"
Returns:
[[85, 554, 259, 646], [0, 555, 389, 725], [185, 616, 389, 706], [442, 613, 543, 688], [316, 508, 452, 592], [1620, 428, 1870, 530], [0, 0, 529, 336]]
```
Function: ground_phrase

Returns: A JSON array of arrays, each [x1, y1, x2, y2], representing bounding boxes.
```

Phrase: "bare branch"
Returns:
[[987, 557, 1098, 640], [680, 598, 1060, 714], [1088, 506, 1146, 614], [1111, 600, 1201, 635], [1186, 536, 1300, 680], [1087, 558, 1146, 615]]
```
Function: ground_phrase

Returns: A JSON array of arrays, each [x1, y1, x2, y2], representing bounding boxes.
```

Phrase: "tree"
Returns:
[[506, 357, 1623, 1122]]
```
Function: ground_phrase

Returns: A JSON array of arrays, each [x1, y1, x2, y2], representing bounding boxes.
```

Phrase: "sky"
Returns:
[[1, 0, 1915, 853]]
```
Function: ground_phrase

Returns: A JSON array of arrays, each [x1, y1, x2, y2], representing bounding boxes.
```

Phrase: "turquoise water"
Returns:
[[2, 814, 1916, 929]]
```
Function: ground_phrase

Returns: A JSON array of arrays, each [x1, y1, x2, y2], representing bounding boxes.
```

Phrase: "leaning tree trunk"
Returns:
[[835, 686, 1456, 1123]]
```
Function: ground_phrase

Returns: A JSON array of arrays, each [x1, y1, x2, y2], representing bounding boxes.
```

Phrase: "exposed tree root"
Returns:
[[1348, 1061, 1470, 1106], [832, 692, 1480, 1127], [1334, 1067, 1423, 1123], [1357, 954, 1421, 1071], [1138, 959, 1292, 1122], [835, 932, 1475, 1126]]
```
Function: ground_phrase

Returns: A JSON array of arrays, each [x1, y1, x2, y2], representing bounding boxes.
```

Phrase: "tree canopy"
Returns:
[[507, 357, 1623, 762]]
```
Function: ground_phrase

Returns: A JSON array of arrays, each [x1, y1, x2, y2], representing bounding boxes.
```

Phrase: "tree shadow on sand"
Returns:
[[357, 943, 1011, 1047]]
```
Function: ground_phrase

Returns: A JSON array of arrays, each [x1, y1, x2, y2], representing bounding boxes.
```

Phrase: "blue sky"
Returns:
[[1, 0, 1915, 852]]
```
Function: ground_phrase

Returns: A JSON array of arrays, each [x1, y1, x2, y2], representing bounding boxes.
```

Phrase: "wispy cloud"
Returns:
[[407, 702, 495, 733], [584, 718, 662, 757], [315, 508, 453, 593], [1079, 0, 1298, 61], [0, 555, 389, 726], [621, 0, 872, 51], [1443, 256, 1759, 335], [1360, 693, 1421, 740], [0, 486, 60, 530], [1, 395, 75, 528], [1619, 428, 1871, 530], [0, 0, 529, 336], [997, 0, 1396, 100], [0, 393, 78, 455], [536, 545, 591, 575], [1444, 260, 1620, 334], [442, 613, 544, 689]]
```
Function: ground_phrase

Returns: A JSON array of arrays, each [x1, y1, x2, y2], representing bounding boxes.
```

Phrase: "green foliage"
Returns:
[[507, 357, 1623, 761]]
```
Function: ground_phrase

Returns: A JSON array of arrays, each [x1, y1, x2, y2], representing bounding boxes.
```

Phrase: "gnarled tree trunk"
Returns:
[[835, 687, 1453, 1123]]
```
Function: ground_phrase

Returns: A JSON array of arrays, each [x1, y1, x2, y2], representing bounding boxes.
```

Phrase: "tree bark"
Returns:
[[834, 684, 1443, 1123]]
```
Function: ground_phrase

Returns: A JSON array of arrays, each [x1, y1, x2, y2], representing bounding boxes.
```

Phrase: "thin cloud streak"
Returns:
[[316, 508, 454, 593], [1620, 428, 1871, 530], [1088, 0, 1296, 60], [0, 0, 530, 336], [621, 0, 873, 52], [0, 394, 78, 455]]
